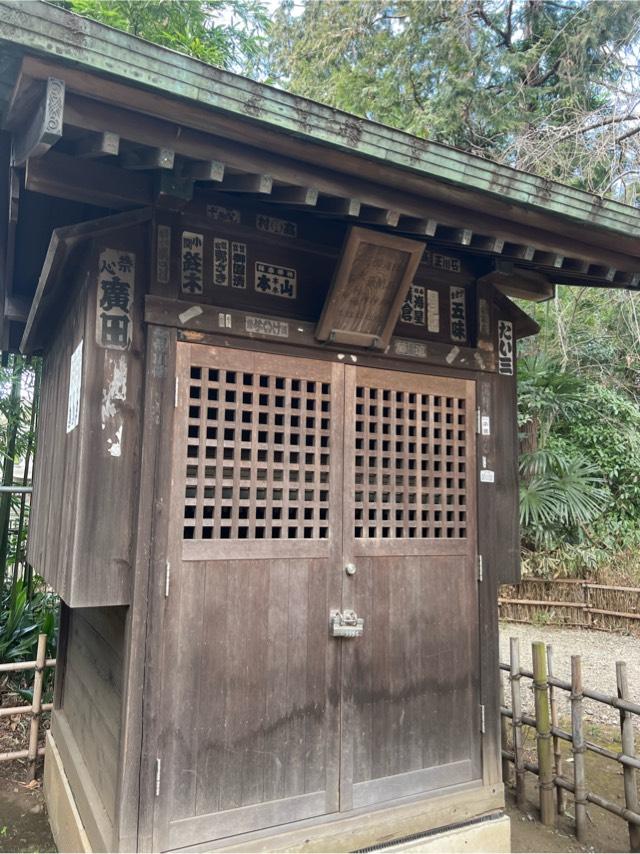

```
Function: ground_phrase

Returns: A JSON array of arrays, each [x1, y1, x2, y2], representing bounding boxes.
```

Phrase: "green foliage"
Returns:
[[0, 579, 57, 665], [0, 577, 58, 700], [52, 0, 269, 69], [266, 0, 640, 188]]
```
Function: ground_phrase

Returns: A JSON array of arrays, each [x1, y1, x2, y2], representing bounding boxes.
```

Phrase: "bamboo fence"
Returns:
[[501, 638, 640, 851], [499, 579, 640, 633], [0, 633, 55, 780]]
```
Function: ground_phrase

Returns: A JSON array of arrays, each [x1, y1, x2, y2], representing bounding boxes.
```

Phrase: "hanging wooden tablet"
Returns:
[[315, 226, 425, 349]]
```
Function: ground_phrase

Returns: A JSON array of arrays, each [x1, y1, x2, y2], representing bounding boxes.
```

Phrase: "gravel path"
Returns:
[[499, 622, 640, 728]]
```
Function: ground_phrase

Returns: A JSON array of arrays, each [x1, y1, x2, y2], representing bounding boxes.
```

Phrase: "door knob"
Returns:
[[345, 563, 357, 576]]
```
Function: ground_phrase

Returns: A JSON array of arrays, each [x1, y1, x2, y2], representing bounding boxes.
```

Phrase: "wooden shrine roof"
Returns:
[[2, 1, 640, 248], [1, 0, 640, 349]]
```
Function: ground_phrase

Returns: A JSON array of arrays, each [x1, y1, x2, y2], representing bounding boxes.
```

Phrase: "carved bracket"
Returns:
[[12, 77, 65, 168]]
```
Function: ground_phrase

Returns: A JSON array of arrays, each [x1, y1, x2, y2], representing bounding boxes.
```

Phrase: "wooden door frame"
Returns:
[[125, 329, 501, 852]]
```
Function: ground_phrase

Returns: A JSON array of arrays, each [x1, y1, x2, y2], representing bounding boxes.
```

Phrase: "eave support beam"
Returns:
[[220, 173, 273, 194], [72, 131, 120, 159], [269, 186, 318, 206], [316, 197, 361, 217], [12, 77, 65, 167]]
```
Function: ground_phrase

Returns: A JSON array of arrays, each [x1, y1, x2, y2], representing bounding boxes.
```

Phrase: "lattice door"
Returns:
[[353, 382, 468, 541], [340, 365, 479, 812], [182, 364, 332, 543]]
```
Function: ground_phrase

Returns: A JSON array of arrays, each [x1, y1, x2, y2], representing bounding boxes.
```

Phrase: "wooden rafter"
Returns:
[[269, 186, 318, 206], [72, 131, 119, 159]]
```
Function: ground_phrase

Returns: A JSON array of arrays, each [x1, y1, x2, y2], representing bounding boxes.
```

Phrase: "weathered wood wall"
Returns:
[[51, 606, 126, 852], [28, 226, 147, 606]]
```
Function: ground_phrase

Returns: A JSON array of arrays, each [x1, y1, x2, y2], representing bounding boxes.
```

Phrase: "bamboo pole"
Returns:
[[0, 703, 52, 718], [532, 641, 555, 826], [510, 637, 525, 807], [500, 679, 511, 786], [547, 644, 566, 815], [572, 655, 587, 843], [0, 658, 56, 673], [27, 633, 46, 781], [617, 661, 640, 852]]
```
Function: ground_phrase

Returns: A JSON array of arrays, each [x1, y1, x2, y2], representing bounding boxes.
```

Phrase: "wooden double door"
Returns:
[[155, 343, 481, 851]]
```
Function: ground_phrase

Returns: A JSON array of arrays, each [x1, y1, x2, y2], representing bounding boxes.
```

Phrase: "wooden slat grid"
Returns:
[[183, 364, 331, 540], [354, 387, 467, 539]]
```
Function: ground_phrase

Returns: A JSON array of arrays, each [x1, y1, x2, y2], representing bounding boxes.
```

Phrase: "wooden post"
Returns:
[[617, 661, 640, 852], [571, 655, 587, 843], [510, 637, 525, 807], [500, 679, 511, 785], [547, 644, 566, 815], [27, 633, 46, 781], [532, 641, 555, 826]]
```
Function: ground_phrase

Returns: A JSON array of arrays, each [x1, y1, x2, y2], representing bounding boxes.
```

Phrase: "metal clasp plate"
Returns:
[[329, 609, 364, 638]]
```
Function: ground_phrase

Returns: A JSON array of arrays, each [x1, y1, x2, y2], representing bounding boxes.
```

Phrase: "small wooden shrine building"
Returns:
[[2, 3, 640, 851]]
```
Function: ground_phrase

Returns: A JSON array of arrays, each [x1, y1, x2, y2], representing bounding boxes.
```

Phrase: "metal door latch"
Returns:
[[330, 609, 364, 638]]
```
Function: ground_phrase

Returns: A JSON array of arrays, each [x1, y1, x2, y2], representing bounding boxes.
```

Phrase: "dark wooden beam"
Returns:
[[435, 225, 472, 245], [155, 172, 194, 209], [398, 216, 437, 236], [503, 243, 536, 261], [533, 250, 564, 268], [25, 60, 640, 269], [614, 271, 640, 288], [588, 264, 616, 282], [562, 258, 590, 274], [25, 150, 152, 208], [181, 159, 224, 182], [220, 173, 273, 194], [358, 205, 400, 227], [269, 186, 318, 206], [477, 263, 554, 301], [12, 77, 64, 167], [472, 235, 505, 254], [316, 197, 361, 217], [121, 147, 174, 170], [72, 131, 120, 159], [4, 295, 29, 323]]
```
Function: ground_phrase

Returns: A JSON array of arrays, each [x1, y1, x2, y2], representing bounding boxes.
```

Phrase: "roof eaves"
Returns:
[[2, 1, 640, 239]]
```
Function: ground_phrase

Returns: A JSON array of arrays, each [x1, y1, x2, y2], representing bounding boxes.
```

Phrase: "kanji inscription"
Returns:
[[498, 319, 514, 375], [213, 238, 229, 287], [255, 262, 297, 299], [256, 214, 297, 238], [96, 248, 135, 350], [449, 286, 467, 343], [181, 231, 203, 295], [400, 285, 426, 326], [156, 225, 171, 285], [231, 242, 247, 289]]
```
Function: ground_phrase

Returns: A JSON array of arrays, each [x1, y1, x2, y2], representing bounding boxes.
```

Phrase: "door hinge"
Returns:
[[477, 554, 484, 582], [164, 561, 171, 598], [155, 758, 162, 797], [476, 408, 491, 436], [174, 377, 179, 408], [480, 704, 486, 734]]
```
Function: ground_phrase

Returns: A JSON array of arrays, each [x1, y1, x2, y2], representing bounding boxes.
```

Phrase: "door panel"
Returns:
[[156, 347, 481, 849], [340, 366, 480, 811], [156, 345, 343, 851]]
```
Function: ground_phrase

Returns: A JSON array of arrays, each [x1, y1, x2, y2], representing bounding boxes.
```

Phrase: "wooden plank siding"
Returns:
[[27, 226, 147, 606], [52, 606, 126, 851]]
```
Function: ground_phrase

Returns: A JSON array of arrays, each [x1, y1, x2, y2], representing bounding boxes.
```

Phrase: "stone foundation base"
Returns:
[[43, 731, 92, 853], [380, 813, 511, 852]]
